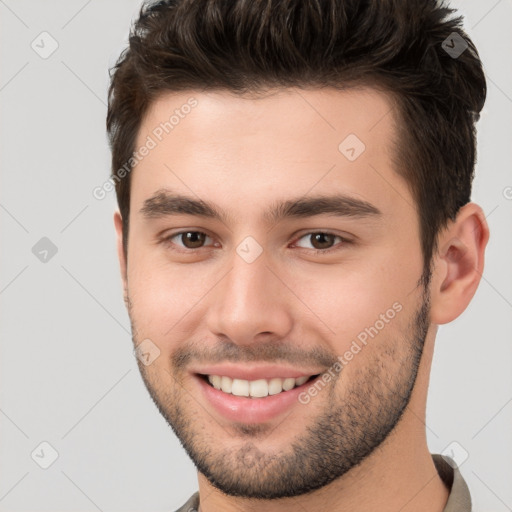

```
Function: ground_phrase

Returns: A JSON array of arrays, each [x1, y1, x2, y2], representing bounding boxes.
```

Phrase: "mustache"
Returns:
[[170, 338, 339, 371]]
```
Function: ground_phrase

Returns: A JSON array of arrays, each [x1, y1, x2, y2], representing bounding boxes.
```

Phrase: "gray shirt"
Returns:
[[174, 454, 470, 512]]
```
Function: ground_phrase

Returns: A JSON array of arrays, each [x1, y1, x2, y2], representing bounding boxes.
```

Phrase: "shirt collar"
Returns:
[[432, 454, 472, 512]]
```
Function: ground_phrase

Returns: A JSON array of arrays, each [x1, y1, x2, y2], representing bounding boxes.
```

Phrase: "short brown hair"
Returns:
[[107, 0, 486, 277]]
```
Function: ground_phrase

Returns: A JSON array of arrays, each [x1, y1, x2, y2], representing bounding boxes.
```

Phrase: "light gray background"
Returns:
[[0, 1, 511, 511]]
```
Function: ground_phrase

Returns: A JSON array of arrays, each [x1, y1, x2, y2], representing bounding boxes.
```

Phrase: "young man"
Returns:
[[106, 1, 489, 510]]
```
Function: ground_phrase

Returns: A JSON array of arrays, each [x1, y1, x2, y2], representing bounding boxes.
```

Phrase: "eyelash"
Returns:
[[159, 230, 351, 255]]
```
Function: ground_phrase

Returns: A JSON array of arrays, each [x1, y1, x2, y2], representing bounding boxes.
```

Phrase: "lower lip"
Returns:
[[195, 374, 317, 424]]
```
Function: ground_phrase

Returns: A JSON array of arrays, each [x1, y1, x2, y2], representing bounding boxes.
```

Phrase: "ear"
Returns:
[[113, 210, 128, 297], [430, 203, 490, 324]]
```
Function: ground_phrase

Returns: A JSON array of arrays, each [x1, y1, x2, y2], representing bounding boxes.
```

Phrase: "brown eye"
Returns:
[[310, 233, 337, 250], [179, 231, 207, 248], [162, 231, 212, 250], [293, 232, 348, 253]]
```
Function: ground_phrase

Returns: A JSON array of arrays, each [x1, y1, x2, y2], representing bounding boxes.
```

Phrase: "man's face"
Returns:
[[120, 87, 430, 498]]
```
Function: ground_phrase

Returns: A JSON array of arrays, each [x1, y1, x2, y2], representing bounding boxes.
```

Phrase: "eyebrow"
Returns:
[[140, 188, 381, 226]]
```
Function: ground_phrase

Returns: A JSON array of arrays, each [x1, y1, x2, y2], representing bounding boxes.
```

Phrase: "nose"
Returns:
[[205, 247, 294, 346]]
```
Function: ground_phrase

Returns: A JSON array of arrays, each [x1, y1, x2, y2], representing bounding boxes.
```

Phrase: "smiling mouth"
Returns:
[[198, 373, 320, 398]]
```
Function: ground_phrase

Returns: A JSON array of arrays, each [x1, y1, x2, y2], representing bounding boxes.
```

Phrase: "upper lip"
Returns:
[[193, 364, 324, 381]]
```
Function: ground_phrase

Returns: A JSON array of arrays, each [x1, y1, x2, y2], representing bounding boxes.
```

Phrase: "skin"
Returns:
[[113, 87, 489, 512]]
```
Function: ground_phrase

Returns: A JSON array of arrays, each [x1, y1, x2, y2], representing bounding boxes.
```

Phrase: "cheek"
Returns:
[[291, 253, 420, 352], [127, 253, 218, 340], [127, 256, 180, 333]]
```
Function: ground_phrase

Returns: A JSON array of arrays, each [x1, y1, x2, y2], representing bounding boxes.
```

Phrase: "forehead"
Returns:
[[137, 86, 397, 149], [131, 87, 410, 223]]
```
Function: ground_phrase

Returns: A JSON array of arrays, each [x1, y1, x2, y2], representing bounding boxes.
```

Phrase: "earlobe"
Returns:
[[429, 203, 489, 325], [113, 210, 128, 290]]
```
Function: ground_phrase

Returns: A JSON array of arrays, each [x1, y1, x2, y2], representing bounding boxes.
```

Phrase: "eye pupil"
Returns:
[[183, 231, 206, 248]]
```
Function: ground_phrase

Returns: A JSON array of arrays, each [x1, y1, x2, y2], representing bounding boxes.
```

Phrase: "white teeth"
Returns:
[[221, 376, 232, 393], [206, 374, 313, 397], [295, 376, 309, 386], [231, 378, 249, 397], [268, 378, 283, 395], [208, 375, 222, 390], [282, 378, 296, 391], [249, 379, 269, 398]]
